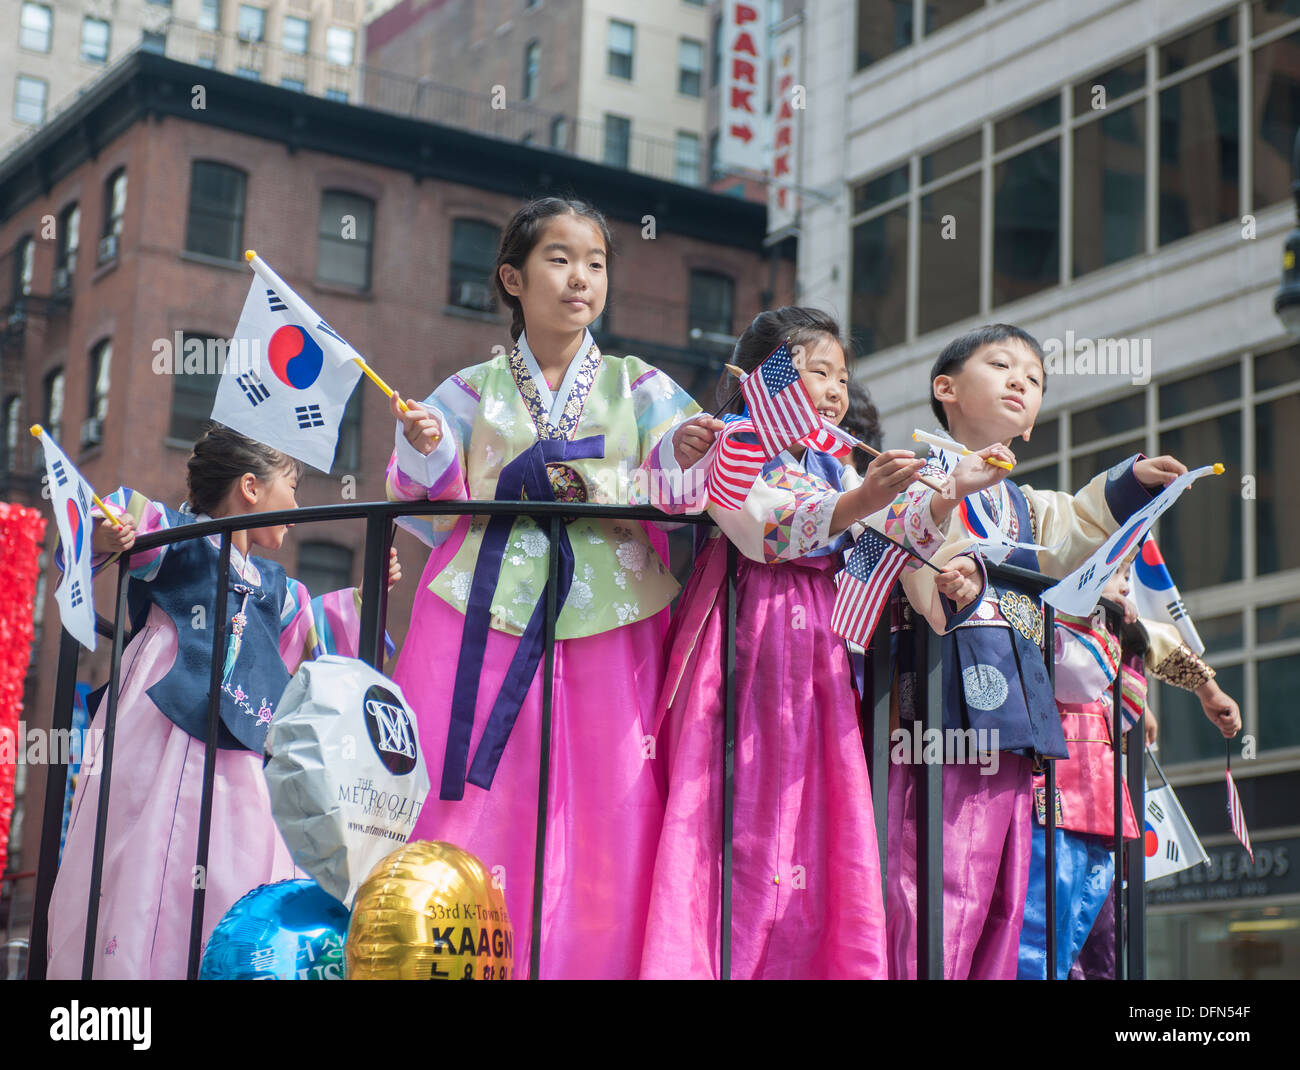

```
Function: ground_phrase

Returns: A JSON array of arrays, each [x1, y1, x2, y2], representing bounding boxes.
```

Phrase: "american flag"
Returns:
[[802, 416, 855, 459], [704, 416, 767, 510], [831, 530, 909, 648], [741, 341, 822, 457], [1226, 768, 1254, 863]]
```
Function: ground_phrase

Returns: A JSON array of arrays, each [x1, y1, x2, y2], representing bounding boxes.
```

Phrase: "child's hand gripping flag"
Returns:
[[31, 426, 102, 650], [210, 251, 365, 472], [1042, 463, 1224, 617]]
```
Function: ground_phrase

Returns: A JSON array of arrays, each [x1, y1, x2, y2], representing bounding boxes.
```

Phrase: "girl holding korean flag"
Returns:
[[384, 197, 716, 979], [45, 426, 400, 979]]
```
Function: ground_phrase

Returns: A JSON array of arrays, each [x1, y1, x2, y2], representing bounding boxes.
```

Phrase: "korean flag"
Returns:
[[210, 253, 363, 473], [1143, 781, 1209, 881], [37, 429, 98, 651], [1042, 464, 1221, 618]]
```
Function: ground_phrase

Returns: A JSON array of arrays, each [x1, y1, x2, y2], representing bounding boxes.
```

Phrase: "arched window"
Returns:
[[84, 338, 112, 448], [55, 202, 80, 290], [99, 167, 127, 264]]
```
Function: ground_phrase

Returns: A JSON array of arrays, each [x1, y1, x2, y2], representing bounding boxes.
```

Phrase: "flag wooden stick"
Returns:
[[29, 425, 125, 529], [872, 528, 946, 575], [722, 364, 950, 494], [911, 428, 1015, 471], [244, 249, 409, 414]]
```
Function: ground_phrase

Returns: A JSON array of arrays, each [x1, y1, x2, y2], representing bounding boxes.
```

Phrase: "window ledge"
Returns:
[[78, 444, 104, 464], [312, 280, 373, 301], [442, 304, 502, 324], [179, 250, 248, 272], [92, 257, 119, 283]]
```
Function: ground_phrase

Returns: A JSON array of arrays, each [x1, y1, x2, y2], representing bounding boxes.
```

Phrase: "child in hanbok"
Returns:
[[884, 323, 1189, 979], [385, 197, 715, 979], [636, 306, 949, 979], [1046, 563, 1242, 980], [46, 425, 395, 979]]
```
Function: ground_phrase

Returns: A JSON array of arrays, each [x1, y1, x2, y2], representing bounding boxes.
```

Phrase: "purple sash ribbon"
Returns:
[[440, 434, 605, 800]]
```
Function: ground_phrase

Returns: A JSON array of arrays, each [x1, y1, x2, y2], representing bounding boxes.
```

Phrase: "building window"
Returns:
[[84, 338, 111, 447], [168, 334, 224, 443], [317, 190, 374, 289], [185, 161, 247, 262], [20, 3, 52, 53], [678, 38, 703, 98], [550, 115, 568, 149], [281, 77, 305, 92], [323, 88, 348, 102], [237, 5, 265, 42], [80, 17, 110, 63], [710, 14, 722, 87], [1254, 27, 1300, 211], [43, 368, 65, 441], [675, 131, 700, 185], [102, 167, 127, 244], [199, 0, 220, 32], [3, 396, 21, 472], [296, 542, 354, 597], [607, 19, 634, 80], [236, 66, 261, 81], [1157, 60, 1240, 247], [448, 219, 500, 311], [326, 26, 354, 65], [141, 30, 166, 53], [283, 15, 310, 54], [12, 236, 35, 301], [688, 270, 734, 338], [523, 40, 540, 100], [603, 113, 630, 168], [856, 0, 988, 71], [14, 75, 46, 125], [55, 202, 79, 289]]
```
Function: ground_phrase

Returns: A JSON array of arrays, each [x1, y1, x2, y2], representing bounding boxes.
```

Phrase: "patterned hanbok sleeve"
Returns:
[[1141, 617, 1215, 691], [57, 487, 177, 582], [708, 462, 843, 564], [278, 580, 396, 671], [385, 370, 482, 549]]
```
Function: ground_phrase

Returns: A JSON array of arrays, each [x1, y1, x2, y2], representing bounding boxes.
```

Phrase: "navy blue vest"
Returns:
[[130, 506, 291, 753], [941, 482, 1067, 759]]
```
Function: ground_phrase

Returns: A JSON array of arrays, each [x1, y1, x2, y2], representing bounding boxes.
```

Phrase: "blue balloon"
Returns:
[[200, 879, 349, 980]]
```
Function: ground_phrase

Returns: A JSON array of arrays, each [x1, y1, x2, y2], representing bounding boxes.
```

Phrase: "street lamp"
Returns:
[[1273, 130, 1300, 334]]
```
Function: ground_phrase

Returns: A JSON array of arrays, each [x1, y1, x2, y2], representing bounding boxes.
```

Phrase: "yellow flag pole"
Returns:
[[29, 425, 126, 529], [244, 250, 410, 414]]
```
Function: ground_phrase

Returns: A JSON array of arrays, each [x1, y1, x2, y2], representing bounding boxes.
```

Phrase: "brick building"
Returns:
[[0, 49, 794, 932]]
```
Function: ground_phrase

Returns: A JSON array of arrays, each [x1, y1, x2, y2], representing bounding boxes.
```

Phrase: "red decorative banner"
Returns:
[[0, 503, 47, 877]]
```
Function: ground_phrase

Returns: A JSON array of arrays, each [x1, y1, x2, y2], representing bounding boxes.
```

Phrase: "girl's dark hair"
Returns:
[[929, 323, 1047, 429], [494, 196, 615, 342], [841, 379, 883, 475], [186, 423, 303, 515], [716, 306, 851, 416]]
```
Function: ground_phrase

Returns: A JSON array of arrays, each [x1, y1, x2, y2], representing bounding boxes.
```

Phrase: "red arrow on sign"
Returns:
[[729, 124, 753, 143]]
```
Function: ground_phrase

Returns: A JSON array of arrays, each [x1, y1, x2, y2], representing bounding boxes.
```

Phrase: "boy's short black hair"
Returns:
[[929, 323, 1047, 429]]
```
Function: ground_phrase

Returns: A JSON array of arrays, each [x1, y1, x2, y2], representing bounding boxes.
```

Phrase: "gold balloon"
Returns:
[[345, 840, 514, 980]]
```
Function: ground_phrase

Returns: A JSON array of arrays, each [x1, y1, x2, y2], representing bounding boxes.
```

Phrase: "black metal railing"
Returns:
[[24, 499, 1145, 980]]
